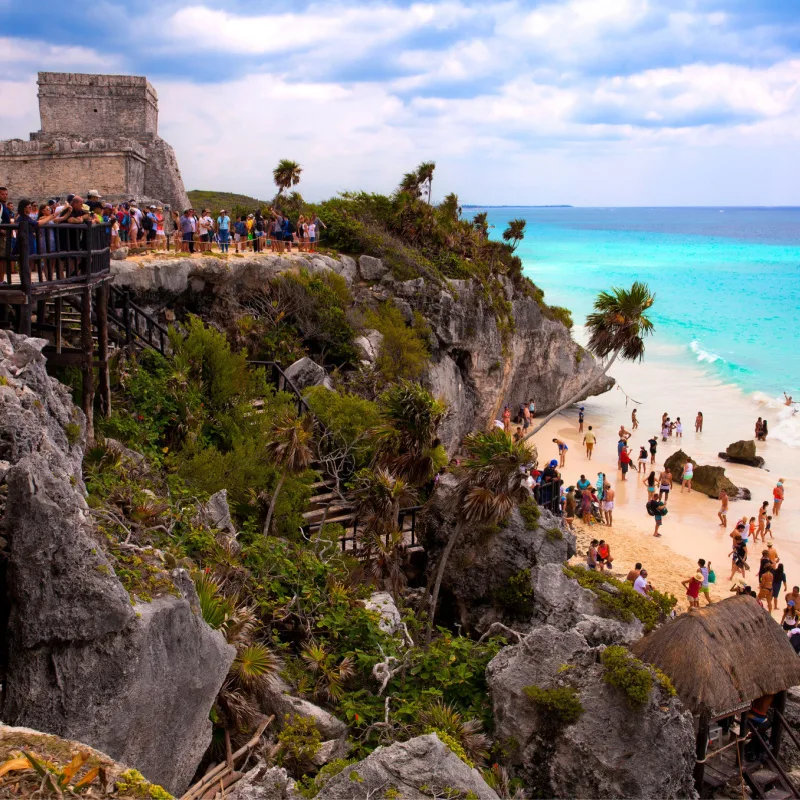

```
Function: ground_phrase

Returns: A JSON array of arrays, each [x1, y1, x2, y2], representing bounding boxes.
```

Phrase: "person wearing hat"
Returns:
[[179, 208, 197, 254], [782, 600, 799, 631], [682, 570, 703, 609], [216, 209, 230, 253], [578, 405, 585, 433], [87, 189, 101, 201], [197, 208, 214, 252], [773, 479, 785, 517], [154, 206, 166, 247]]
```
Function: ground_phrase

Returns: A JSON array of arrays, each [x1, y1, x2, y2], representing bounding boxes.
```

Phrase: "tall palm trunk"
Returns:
[[523, 349, 620, 443], [425, 521, 465, 645], [263, 471, 286, 536]]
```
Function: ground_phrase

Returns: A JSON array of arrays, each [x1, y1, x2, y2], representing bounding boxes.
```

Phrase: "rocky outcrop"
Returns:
[[227, 762, 302, 800], [316, 734, 500, 800], [0, 332, 234, 796], [0, 723, 172, 799], [420, 474, 576, 632], [487, 627, 696, 799], [284, 356, 333, 391], [664, 450, 741, 498], [112, 251, 609, 455], [719, 439, 765, 468], [362, 591, 403, 635]]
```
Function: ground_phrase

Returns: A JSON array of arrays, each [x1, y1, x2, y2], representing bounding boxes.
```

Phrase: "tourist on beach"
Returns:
[[637, 445, 648, 473], [528, 397, 536, 419], [729, 535, 748, 580], [698, 559, 713, 605], [767, 541, 780, 565], [577, 406, 584, 433], [773, 479, 785, 517], [644, 471, 657, 496], [618, 425, 631, 442], [781, 601, 798, 631], [513, 426, 523, 444], [647, 496, 668, 537], [648, 435, 658, 464], [564, 488, 576, 531], [682, 571, 703, 609], [502, 405, 511, 435], [658, 468, 673, 502], [597, 539, 612, 572], [596, 472, 605, 502], [786, 586, 800, 609], [766, 515, 773, 540], [617, 436, 627, 469], [522, 402, 531, 431], [631, 409, 638, 430], [587, 540, 599, 570], [756, 501, 769, 541], [681, 460, 694, 493], [583, 426, 596, 460], [785, 392, 794, 407], [760, 418, 768, 441], [627, 563, 642, 583], [553, 437, 568, 467], [634, 569, 650, 596], [577, 474, 591, 493], [661, 419, 670, 442], [619, 445, 631, 481], [718, 490, 729, 527], [675, 417, 683, 438], [755, 417, 763, 440], [580, 488, 594, 524], [602, 484, 615, 526], [758, 549, 774, 579], [773, 563, 787, 609], [758, 567, 775, 612], [695, 411, 703, 432]]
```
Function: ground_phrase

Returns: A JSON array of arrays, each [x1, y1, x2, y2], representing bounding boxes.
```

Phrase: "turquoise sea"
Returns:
[[481, 206, 800, 399]]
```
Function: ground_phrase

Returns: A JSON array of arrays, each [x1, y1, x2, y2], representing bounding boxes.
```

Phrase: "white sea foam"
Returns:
[[689, 339, 723, 364], [751, 392, 800, 448]]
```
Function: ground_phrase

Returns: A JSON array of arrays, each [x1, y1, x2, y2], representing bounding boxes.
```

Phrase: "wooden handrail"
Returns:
[[746, 720, 800, 799]]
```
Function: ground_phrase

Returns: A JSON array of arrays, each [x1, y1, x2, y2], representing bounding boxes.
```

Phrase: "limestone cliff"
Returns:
[[0, 331, 234, 795], [112, 252, 611, 452]]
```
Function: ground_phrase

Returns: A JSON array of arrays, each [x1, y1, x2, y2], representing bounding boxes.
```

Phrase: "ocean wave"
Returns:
[[689, 339, 723, 364], [751, 392, 800, 447]]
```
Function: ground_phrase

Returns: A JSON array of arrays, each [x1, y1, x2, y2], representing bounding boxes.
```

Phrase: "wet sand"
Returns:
[[524, 340, 799, 618]]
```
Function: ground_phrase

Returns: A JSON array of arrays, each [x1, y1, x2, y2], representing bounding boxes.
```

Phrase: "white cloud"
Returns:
[[0, 37, 120, 72]]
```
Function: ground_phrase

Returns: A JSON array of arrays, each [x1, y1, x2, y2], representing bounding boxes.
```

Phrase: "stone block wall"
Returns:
[[38, 72, 158, 138]]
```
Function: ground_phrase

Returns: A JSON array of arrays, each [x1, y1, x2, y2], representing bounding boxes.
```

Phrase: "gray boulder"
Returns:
[[284, 356, 333, 391], [0, 334, 235, 795], [720, 439, 765, 468], [228, 763, 302, 800], [419, 474, 576, 632], [353, 329, 383, 364], [316, 734, 499, 799], [358, 254, 388, 282], [200, 488, 237, 535], [110, 247, 129, 260], [487, 626, 696, 799], [664, 450, 739, 498], [362, 591, 402, 635], [336, 254, 358, 284]]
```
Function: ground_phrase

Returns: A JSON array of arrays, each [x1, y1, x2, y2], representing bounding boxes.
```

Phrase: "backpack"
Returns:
[[646, 499, 657, 517], [142, 214, 154, 231], [122, 213, 130, 228]]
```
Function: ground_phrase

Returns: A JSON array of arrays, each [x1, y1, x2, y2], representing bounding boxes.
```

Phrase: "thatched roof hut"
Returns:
[[632, 595, 800, 717]]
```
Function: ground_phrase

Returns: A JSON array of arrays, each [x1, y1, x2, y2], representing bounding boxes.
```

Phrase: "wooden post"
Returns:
[[81, 286, 94, 439], [97, 283, 111, 418], [737, 711, 748, 767], [17, 216, 32, 336], [694, 712, 709, 796], [54, 297, 63, 353], [36, 299, 46, 331], [771, 691, 786, 757]]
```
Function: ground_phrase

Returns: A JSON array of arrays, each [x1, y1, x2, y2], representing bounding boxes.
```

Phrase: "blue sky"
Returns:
[[1, 0, 799, 205]]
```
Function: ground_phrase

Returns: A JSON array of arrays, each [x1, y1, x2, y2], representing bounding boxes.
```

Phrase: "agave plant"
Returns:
[[300, 641, 355, 703], [419, 700, 490, 765]]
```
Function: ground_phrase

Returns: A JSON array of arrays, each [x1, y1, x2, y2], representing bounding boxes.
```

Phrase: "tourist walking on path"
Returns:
[[553, 438, 568, 467], [773, 479, 785, 517], [695, 411, 703, 432], [179, 209, 196, 254], [698, 559, 713, 605], [681, 460, 694, 493], [718, 489, 729, 527], [583, 426, 596, 460], [658, 468, 673, 502]]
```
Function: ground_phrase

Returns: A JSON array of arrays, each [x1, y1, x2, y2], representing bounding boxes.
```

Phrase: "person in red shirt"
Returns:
[[619, 445, 632, 481], [682, 571, 703, 609]]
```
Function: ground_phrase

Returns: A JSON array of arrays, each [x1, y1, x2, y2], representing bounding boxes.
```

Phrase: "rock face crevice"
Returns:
[[112, 253, 611, 454], [0, 330, 234, 796]]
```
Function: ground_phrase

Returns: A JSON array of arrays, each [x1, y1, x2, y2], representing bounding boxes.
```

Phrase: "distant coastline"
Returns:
[[461, 204, 573, 209]]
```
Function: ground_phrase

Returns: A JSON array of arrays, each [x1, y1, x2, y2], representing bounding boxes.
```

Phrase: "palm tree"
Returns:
[[398, 171, 423, 199], [263, 413, 314, 535], [502, 218, 527, 251], [426, 429, 529, 644], [472, 211, 489, 240], [273, 159, 303, 197], [438, 193, 461, 225], [524, 281, 656, 441], [373, 380, 448, 487], [417, 161, 436, 204]]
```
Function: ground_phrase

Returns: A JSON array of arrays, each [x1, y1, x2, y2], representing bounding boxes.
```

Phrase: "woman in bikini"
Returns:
[[695, 411, 703, 433], [756, 501, 769, 541]]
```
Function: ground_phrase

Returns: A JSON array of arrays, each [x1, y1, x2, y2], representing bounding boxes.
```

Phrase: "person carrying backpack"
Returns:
[[647, 497, 668, 537]]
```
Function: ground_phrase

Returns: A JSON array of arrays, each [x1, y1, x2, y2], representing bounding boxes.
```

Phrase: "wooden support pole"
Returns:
[[694, 712, 709, 796], [17, 217, 32, 336], [80, 287, 94, 440], [96, 283, 111, 418], [36, 298, 46, 330], [54, 297, 63, 353], [771, 690, 786, 757]]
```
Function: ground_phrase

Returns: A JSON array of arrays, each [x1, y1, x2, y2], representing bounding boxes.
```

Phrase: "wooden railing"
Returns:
[[107, 285, 171, 354]]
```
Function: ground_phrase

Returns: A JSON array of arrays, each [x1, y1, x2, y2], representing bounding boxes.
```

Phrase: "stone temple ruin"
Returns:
[[0, 72, 189, 211]]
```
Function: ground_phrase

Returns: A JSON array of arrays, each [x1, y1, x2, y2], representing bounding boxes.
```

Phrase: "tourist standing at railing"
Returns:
[[0, 186, 11, 225], [179, 209, 196, 254], [216, 209, 230, 253], [155, 206, 166, 248], [129, 202, 144, 246], [197, 209, 213, 252]]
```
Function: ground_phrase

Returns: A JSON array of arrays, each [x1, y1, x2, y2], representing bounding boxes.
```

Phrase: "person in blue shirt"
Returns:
[[216, 209, 230, 253]]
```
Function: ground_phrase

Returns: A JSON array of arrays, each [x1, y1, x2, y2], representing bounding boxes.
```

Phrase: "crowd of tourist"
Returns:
[[0, 186, 327, 258]]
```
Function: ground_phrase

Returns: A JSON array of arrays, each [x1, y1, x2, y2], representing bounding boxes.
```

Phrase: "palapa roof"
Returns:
[[632, 595, 800, 716]]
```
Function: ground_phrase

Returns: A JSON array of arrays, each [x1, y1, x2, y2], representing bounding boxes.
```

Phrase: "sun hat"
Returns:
[[87, 189, 101, 198], [695, 572, 704, 582]]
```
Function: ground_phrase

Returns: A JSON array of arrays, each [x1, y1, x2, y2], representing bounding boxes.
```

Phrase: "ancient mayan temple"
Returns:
[[0, 72, 189, 211]]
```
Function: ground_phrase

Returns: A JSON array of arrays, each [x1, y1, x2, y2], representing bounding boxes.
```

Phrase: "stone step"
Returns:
[[751, 769, 781, 790]]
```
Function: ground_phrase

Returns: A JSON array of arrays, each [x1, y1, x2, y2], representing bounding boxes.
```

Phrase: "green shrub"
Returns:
[[601, 646, 656, 708], [494, 569, 534, 616], [562, 565, 676, 632], [424, 728, 474, 768], [545, 526, 563, 541], [364, 302, 430, 383], [544, 305, 573, 329], [297, 757, 358, 798], [276, 715, 322, 776], [518, 501, 540, 529], [64, 422, 81, 445], [523, 685, 584, 725]]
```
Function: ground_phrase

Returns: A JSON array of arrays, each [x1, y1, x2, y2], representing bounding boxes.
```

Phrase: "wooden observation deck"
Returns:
[[0, 217, 113, 429]]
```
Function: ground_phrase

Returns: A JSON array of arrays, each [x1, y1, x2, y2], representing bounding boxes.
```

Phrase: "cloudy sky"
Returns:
[[1, 0, 799, 205]]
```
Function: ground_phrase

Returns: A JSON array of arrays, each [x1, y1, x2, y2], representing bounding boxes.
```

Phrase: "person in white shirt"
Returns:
[[308, 222, 317, 252], [198, 209, 214, 251], [634, 569, 651, 596]]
